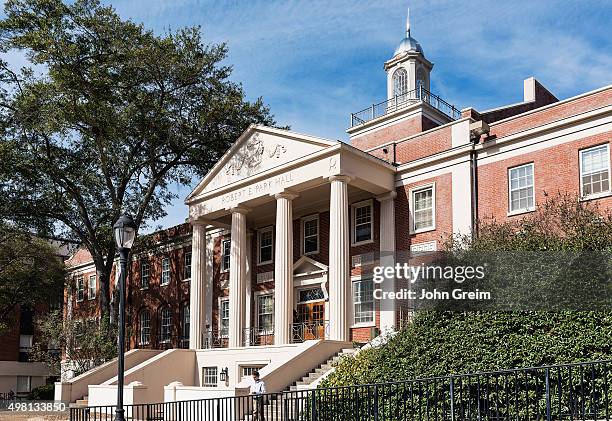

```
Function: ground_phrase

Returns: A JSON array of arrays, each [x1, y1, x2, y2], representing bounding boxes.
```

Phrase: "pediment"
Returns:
[[187, 125, 337, 201], [293, 256, 328, 276]]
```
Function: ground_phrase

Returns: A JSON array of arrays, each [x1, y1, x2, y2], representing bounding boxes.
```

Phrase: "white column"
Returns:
[[189, 221, 208, 349], [229, 207, 249, 348], [204, 232, 214, 331], [274, 191, 298, 345], [328, 175, 351, 342], [245, 232, 253, 332], [377, 191, 397, 332]]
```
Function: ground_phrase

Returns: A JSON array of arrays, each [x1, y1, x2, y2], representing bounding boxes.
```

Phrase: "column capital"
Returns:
[[189, 217, 210, 227], [230, 206, 250, 215], [273, 190, 299, 201], [328, 174, 352, 184], [376, 191, 397, 202]]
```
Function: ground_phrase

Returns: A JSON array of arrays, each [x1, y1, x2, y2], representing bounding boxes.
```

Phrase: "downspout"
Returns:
[[470, 145, 479, 238], [468, 119, 489, 238]]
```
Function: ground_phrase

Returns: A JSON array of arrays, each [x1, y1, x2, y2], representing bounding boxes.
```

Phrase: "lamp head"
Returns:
[[113, 213, 137, 250]]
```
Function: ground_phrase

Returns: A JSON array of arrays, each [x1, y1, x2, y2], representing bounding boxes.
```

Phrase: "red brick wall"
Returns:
[[489, 89, 612, 139], [395, 173, 454, 253], [478, 133, 612, 222], [351, 114, 423, 151], [0, 308, 20, 361], [394, 126, 452, 164]]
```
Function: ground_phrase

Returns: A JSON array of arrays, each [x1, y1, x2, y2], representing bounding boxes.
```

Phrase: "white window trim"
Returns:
[[218, 297, 230, 338], [140, 261, 150, 290], [351, 199, 374, 246], [507, 163, 536, 216], [202, 366, 219, 387], [181, 302, 190, 340], [221, 239, 231, 273], [409, 182, 436, 234], [76, 276, 84, 303], [139, 309, 151, 345], [579, 144, 611, 199], [301, 214, 320, 255], [183, 251, 192, 282], [87, 274, 96, 301], [350, 275, 376, 328], [254, 290, 274, 335], [257, 226, 274, 265], [159, 306, 172, 344], [161, 257, 171, 286]]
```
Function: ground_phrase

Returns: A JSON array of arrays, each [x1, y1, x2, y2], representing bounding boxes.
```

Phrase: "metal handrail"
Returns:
[[350, 87, 461, 127], [243, 326, 275, 346], [290, 320, 330, 343], [201, 328, 228, 349]]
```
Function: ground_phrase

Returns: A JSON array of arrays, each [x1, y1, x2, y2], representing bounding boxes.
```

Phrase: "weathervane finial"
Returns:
[[406, 7, 411, 37]]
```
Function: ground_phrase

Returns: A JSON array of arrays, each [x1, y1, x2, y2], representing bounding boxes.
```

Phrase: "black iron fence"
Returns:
[[70, 360, 612, 421]]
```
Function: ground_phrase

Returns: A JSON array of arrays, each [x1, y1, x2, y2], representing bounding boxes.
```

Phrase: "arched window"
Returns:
[[181, 302, 190, 344], [139, 309, 150, 345], [159, 306, 172, 344], [392, 68, 408, 97], [416, 68, 426, 94]]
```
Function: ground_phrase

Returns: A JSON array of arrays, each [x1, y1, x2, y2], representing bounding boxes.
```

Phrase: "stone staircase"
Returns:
[[245, 348, 357, 420], [285, 347, 357, 392]]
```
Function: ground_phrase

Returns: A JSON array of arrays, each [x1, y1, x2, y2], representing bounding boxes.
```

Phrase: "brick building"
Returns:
[[57, 12, 611, 404], [0, 239, 74, 396]]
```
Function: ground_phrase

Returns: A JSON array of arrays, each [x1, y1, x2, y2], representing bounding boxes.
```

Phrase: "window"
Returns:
[[392, 68, 408, 97], [161, 257, 170, 285], [19, 335, 33, 353], [219, 299, 230, 337], [257, 294, 274, 333], [181, 303, 190, 341], [411, 185, 435, 232], [580, 144, 610, 197], [416, 67, 426, 94], [159, 306, 172, 343], [139, 309, 150, 345], [140, 261, 150, 289], [203, 367, 218, 387], [184, 252, 192, 280], [302, 215, 319, 255], [221, 239, 231, 272], [241, 365, 265, 378], [508, 163, 535, 213], [353, 278, 375, 325], [298, 287, 325, 303], [88, 275, 96, 300], [16, 376, 31, 395], [258, 227, 273, 264], [76, 276, 84, 302], [352, 201, 373, 245]]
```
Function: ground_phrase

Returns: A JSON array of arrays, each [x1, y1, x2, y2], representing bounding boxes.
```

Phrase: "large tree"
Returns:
[[0, 0, 277, 315]]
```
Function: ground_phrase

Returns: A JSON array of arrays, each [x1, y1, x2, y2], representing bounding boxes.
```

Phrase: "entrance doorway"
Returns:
[[294, 287, 326, 341]]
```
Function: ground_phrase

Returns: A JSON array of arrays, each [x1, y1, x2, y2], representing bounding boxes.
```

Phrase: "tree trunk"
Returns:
[[97, 268, 112, 318]]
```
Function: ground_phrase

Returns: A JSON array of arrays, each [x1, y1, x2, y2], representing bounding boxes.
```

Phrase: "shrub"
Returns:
[[27, 383, 55, 400]]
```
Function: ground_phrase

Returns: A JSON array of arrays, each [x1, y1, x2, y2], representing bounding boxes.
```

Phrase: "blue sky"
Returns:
[[5, 1, 612, 230]]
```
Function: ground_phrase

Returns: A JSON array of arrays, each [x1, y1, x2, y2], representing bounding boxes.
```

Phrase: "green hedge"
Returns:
[[27, 383, 55, 400], [322, 311, 612, 387]]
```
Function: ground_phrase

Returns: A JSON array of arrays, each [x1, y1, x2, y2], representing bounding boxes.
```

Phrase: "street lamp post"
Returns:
[[113, 214, 137, 421]]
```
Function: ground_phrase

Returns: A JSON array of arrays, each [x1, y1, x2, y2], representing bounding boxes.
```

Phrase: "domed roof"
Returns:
[[394, 35, 424, 57]]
